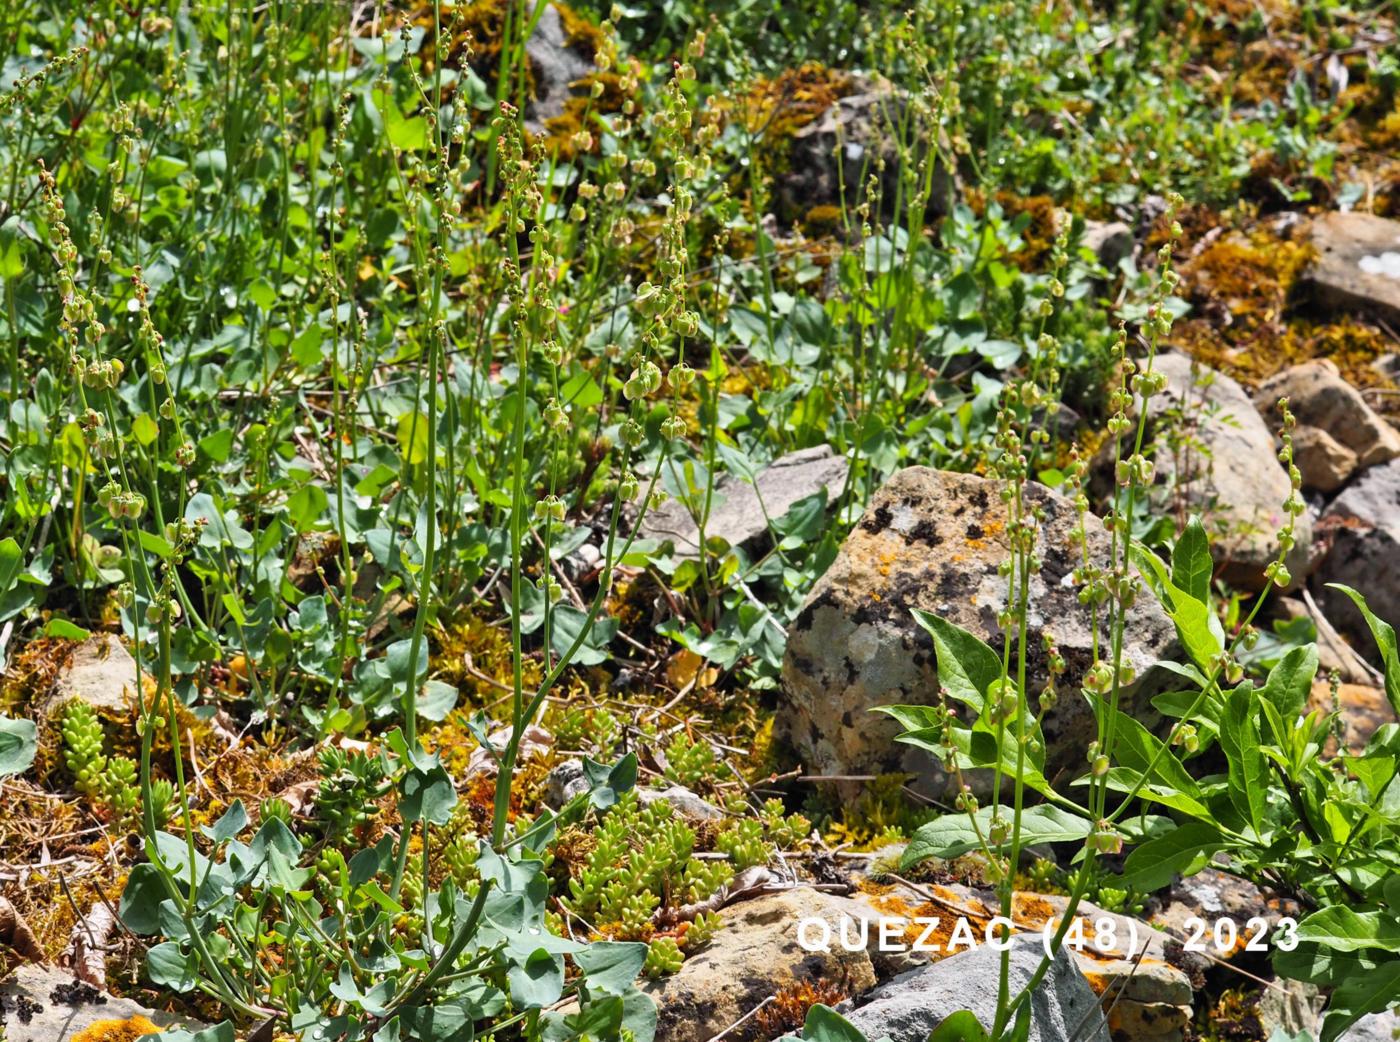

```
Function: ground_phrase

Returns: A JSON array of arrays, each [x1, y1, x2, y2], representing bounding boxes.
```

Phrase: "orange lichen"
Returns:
[[71, 1014, 161, 1041]]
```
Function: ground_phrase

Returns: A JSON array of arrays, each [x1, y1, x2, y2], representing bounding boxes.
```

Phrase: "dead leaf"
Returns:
[[61, 900, 116, 987], [0, 895, 42, 962]]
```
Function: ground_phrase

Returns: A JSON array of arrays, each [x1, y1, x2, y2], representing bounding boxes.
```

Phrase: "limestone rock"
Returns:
[[638, 784, 724, 821], [1083, 220, 1135, 271], [642, 445, 848, 559], [1304, 212, 1400, 327], [780, 466, 1178, 797], [42, 635, 138, 718], [1308, 681, 1397, 754], [1345, 1009, 1400, 1042], [522, 4, 597, 133], [839, 937, 1109, 1042], [0, 964, 202, 1042], [1151, 867, 1299, 954], [1312, 458, 1400, 664], [643, 889, 881, 1042], [777, 76, 953, 227], [1290, 425, 1358, 492], [1100, 352, 1313, 590], [1255, 359, 1400, 477]]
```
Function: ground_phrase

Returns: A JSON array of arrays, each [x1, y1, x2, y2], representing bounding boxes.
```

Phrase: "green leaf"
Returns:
[[582, 752, 637, 810], [1171, 517, 1212, 604], [1221, 685, 1268, 835], [198, 428, 235, 463], [0, 216, 26, 278], [140, 1023, 236, 1042], [1296, 907, 1400, 953], [927, 1010, 993, 1042], [1328, 585, 1400, 716], [1134, 545, 1224, 672], [1259, 645, 1317, 728], [286, 484, 328, 533], [508, 947, 564, 1009], [574, 941, 648, 996], [1318, 958, 1400, 1042], [400, 764, 457, 825], [902, 805, 1092, 866], [132, 412, 160, 446], [1120, 821, 1227, 890], [119, 863, 168, 933], [0, 716, 37, 776], [910, 609, 1001, 713], [801, 1004, 872, 1042], [43, 618, 90, 640], [147, 940, 199, 991]]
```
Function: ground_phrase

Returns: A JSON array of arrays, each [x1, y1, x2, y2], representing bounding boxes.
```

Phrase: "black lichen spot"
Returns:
[[862, 504, 893, 533], [966, 522, 984, 540]]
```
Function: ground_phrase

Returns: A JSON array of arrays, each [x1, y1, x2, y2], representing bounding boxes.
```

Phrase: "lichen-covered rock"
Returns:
[[42, 635, 138, 718], [780, 466, 1178, 797], [642, 445, 849, 559], [1312, 458, 1400, 663], [1304, 212, 1400, 327], [643, 889, 882, 1042], [523, 3, 598, 133], [1098, 352, 1312, 591], [776, 75, 952, 227], [1308, 680, 1397, 755], [0, 964, 202, 1042], [1254, 359, 1400, 482]]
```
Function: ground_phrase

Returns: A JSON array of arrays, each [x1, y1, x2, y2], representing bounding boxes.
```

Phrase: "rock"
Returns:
[[0, 964, 201, 1042], [43, 635, 138, 718], [1312, 458, 1400, 663], [1107, 1000, 1191, 1038], [1308, 680, 1397, 754], [780, 466, 1178, 797], [1287, 425, 1358, 492], [1255, 359, 1400, 476], [642, 445, 849, 559], [643, 889, 881, 1042], [1304, 212, 1400, 327], [1083, 220, 1134, 271], [839, 936, 1108, 1042], [1274, 596, 1380, 685], [1257, 979, 1325, 1040], [1345, 1008, 1400, 1042], [1151, 867, 1299, 950], [777, 76, 952, 226], [543, 760, 588, 808], [1101, 352, 1313, 590], [639, 784, 723, 820], [522, 3, 597, 133]]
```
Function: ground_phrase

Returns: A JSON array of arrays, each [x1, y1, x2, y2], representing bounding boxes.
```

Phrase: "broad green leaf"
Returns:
[[1222, 685, 1267, 835], [902, 804, 1092, 866], [1259, 645, 1317, 731], [141, 1023, 236, 1042], [286, 484, 328, 533], [1318, 958, 1400, 1042], [929, 1010, 994, 1042], [582, 752, 637, 810], [400, 764, 457, 824], [910, 609, 1001, 713], [1295, 907, 1400, 953], [1329, 585, 1400, 715], [801, 1004, 872, 1042], [1171, 517, 1212, 605], [1134, 544, 1224, 672], [1120, 821, 1227, 890], [574, 941, 648, 996], [508, 947, 564, 1009], [0, 716, 37, 776], [147, 940, 199, 991], [119, 863, 169, 933]]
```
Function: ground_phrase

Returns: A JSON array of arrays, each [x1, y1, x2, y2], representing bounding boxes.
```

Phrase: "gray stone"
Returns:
[[43, 635, 138, 718], [1345, 1008, 1400, 1042], [1305, 212, 1400, 327], [1257, 979, 1326, 1041], [639, 784, 723, 820], [1255, 359, 1400, 473], [1083, 220, 1134, 271], [780, 466, 1178, 798], [0, 963, 202, 1041], [840, 937, 1108, 1042], [643, 445, 849, 559], [1313, 458, 1400, 665], [1101, 352, 1313, 591], [543, 759, 588, 809], [777, 76, 953, 226], [522, 3, 596, 133]]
